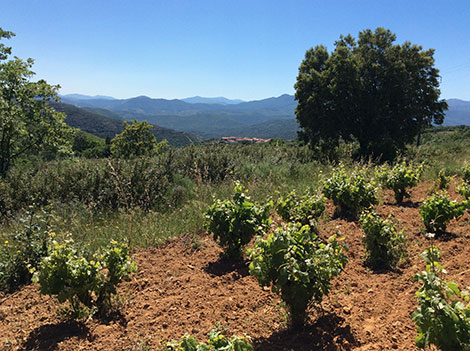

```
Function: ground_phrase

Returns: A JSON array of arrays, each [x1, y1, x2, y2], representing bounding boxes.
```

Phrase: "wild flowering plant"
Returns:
[[0, 209, 51, 292]]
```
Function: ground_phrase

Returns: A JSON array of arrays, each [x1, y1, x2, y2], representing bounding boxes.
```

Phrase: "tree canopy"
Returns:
[[294, 27, 448, 160], [0, 28, 73, 176], [110, 120, 167, 158]]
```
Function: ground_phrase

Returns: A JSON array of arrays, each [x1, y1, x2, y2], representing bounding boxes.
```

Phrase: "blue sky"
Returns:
[[1, 0, 469, 101]]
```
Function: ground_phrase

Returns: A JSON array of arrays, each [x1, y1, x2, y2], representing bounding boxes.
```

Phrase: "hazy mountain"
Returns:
[[198, 119, 300, 140], [61, 94, 116, 101], [60, 94, 296, 117], [228, 94, 296, 113], [51, 103, 200, 146], [182, 96, 244, 105], [443, 99, 470, 126]]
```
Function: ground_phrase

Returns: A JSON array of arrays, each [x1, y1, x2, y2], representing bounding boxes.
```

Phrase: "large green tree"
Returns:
[[295, 28, 448, 160], [0, 28, 73, 176]]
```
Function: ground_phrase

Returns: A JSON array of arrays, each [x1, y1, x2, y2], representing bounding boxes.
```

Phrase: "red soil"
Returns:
[[1, 181, 469, 350]]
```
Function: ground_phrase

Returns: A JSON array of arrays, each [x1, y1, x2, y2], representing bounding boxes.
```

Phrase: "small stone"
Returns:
[[343, 306, 351, 314]]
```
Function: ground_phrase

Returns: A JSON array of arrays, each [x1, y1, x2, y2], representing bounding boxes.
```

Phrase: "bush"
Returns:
[[167, 328, 253, 351], [204, 183, 271, 258], [359, 210, 407, 268], [276, 190, 325, 226], [323, 165, 377, 219], [0, 156, 175, 217], [376, 162, 423, 203], [33, 238, 136, 317], [0, 210, 51, 292], [419, 193, 467, 233], [248, 223, 347, 327], [412, 246, 470, 350]]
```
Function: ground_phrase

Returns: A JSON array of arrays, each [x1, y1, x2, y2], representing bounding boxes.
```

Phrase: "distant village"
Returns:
[[220, 136, 272, 144]]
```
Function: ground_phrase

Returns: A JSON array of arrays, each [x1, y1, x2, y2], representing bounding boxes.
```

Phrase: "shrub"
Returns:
[[0, 156, 175, 217], [204, 183, 271, 258], [376, 162, 423, 203], [323, 165, 377, 219], [0, 210, 51, 292], [167, 328, 253, 351], [33, 238, 136, 317], [248, 223, 347, 327], [174, 144, 236, 183], [359, 210, 407, 268], [412, 246, 470, 350], [276, 190, 325, 226], [419, 193, 467, 233]]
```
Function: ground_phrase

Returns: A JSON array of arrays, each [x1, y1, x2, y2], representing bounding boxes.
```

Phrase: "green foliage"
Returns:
[[111, 120, 166, 159], [458, 183, 470, 201], [323, 165, 377, 219], [295, 27, 447, 160], [376, 162, 423, 203], [0, 28, 74, 176], [457, 163, 470, 200], [72, 130, 110, 158], [204, 183, 271, 258], [430, 169, 452, 193], [412, 246, 470, 351], [167, 328, 253, 351], [0, 209, 51, 292], [0, 156, 175, 216], [359, 210, 407, 268], [462, 163, 470, 184], [276, 190, 325, 226], [33, 238, 136, 317], [419, 193, 467, 233], [175, 143, 236, 183], [248, 223, 347, 327]]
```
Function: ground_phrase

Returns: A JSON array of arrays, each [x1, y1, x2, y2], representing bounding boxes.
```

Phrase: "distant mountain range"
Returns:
[[443, 99, 470, 126], [181, 96, 245, 105], [60, 94, 296, 117], [58, 94, 470, 141], [61, 94, 117, 101]]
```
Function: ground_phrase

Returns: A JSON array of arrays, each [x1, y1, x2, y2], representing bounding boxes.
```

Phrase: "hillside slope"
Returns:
[[51, 103, 201, 146]]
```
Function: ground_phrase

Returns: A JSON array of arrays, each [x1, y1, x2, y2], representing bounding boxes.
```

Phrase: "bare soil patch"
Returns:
[[1, 181, 470, 350]]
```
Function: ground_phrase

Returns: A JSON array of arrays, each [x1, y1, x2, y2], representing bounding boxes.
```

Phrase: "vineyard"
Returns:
[[1, 142, 470, 350]]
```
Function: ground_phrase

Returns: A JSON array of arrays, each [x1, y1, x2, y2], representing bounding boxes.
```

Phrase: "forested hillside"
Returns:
[[51, 103, 201, 146]]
